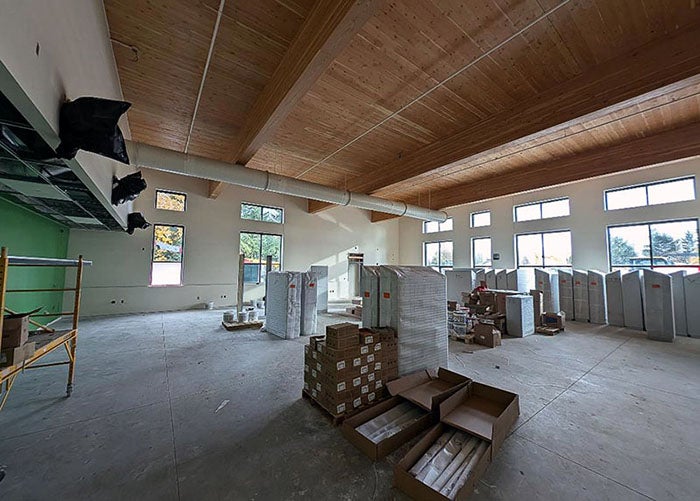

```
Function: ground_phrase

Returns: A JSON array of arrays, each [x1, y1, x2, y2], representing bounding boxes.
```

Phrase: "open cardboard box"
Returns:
[[341, 368, 470, 460], [394, 382, 519, 500]]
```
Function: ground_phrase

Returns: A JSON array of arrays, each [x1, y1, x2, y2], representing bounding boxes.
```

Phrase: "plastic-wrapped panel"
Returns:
[[643, 270, 674, 342], [475, 269, 486, 287], [310, 265, 328, 312], [535, 268, 560, 312], [558, 269, 575, 321], [588, 270, 607, 324], [605, 271, 624, 326], [361, 266, 381, 328], [300, 272, 318, 336], [379, 266, 448, 375], [495, 269, 507, 290], [573, 270, 589, 322], [266, 271, 302, 339], [622, 271, 645, 331], [505, 295, 535, 337], [669, 271, 687, 336], [445, 269, 476, 303], [506, 270, 517, 292], [485, 269, 497, 289], [685, 273, 700, 338]]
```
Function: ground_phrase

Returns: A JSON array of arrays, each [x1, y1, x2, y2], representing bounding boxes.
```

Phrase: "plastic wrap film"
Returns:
[[310, 265, 328, 312], [475, 269, 486, 287], [573, 269, 589, 322], [300, 272, 318, 336], [506, 294, 535, 337], [622, 271, 645, 331], [509, 268, 535, 292], [266, 271, 302, 339], [605, 271, 625, 327], [506, 270, 517, 292], [535, 268, 560, 312], [495, 269, 507, 290], [485, 270, 497, 289], [685, 273, 700, 338], [669, 271, 687, 336], [355, 401, 425, 444], [558, 269, 575, 321], [361, 266, 381, 328], [588, 270, 607, 324], [379, 266, 448, 375], [643, 269, 675, 342], [445, 269, 477, 302]]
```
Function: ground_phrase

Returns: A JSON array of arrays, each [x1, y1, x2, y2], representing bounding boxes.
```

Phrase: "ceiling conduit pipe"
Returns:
[[125, 141, 447, 222]]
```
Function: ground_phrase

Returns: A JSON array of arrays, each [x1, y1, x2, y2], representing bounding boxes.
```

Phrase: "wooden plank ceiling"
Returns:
[[106, 0, 700, 212]]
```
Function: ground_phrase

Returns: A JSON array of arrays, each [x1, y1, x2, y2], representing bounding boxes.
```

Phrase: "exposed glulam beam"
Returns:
[[208, 0, 381, 198], [429, 122, 700, 209], [370, 211, 400, 223]]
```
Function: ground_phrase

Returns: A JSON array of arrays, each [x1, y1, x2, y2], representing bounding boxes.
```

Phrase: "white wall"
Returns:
[[67, 169, 399, 316], [400, 157, 700, 271]]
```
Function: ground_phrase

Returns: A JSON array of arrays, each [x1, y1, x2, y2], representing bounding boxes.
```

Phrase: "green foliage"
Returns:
[[241, 204, 261, 221], [680, 230, 698, 254], [610, 236, 636, 265], [156, 191, 186, 211], [153, 225, 183, 262]]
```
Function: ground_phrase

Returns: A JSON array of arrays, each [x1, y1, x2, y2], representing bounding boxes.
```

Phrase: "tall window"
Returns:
[[424, 241, 453, 273], [470, 211, 491, 228], [151, 224, 184, 285], [240, 232, 282, 283], [423, 218, 453, 233], [605, 177, 695, 211], [516, 230, 572, 268], [155, 190, 186, 211], [608, 219, 699, 273], [472, 237, 492, 267], [240, 203, 284, 223], [514, 198, 570, 222]]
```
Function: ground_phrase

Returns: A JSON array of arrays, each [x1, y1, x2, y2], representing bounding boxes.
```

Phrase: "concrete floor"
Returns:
[[0, 311, 698, 500]]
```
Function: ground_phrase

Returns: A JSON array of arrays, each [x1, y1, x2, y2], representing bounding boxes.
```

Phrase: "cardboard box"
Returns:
[[2, 314, 30, 349], [326, 323, 360, 349], [394, 382, 520, 500], [0, 341, 36, 366], [541, 311, 565, 329], [474, 324, 502, 348], [530, 289, 544, 327], [359, 329, 376, 345], [385, 368, 470, 413]]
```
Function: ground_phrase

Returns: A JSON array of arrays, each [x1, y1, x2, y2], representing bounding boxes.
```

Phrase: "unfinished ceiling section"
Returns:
[[106, 0, 700, 214]]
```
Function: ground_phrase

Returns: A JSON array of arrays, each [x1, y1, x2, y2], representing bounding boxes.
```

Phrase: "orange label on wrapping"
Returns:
[[383, 292, 390, 299], [561, 280, 568, 283], [364, 292, 370, 297], [652, 284, 661, 288], [309, 283, 315, 287], [575, 281, 581, 285], [591, 282, 597, 286], [289, 284, 296, 288]]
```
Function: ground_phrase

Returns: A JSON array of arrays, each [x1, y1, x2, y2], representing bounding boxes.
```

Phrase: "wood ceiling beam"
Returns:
[[338, 24, 700, 198], [429, 121, 700, 210], [370, 211, 400, 223], [208, 0, 381, 198], [307, 199, 336, 214]]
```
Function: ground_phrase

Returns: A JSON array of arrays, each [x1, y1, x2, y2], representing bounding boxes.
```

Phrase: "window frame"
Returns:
[[515, 229, 572, 268], [606, 217, 700, 272], [470, 210, 491, 228], [604, 176, 696, 211], [423, 240, 453, 273], [154, 189, 187, 212], [150, 223, 185, 287], [239, 231, 284, 284], [423, 217, 454, 234], [471, 236, 492, 267], [514, 197, 570, 223], [240, 202, 285, 224]]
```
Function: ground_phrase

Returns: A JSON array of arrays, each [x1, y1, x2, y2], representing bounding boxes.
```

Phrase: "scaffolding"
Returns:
[[0, 247, 91, 411]]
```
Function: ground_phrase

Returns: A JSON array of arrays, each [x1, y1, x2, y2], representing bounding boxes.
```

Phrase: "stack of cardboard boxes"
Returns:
[[1, 312, 36, 366], [303, 322, 398, 417]]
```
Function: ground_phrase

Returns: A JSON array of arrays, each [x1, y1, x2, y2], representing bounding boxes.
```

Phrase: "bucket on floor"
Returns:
[[223, 311, 235, 323], [206, 301, 215, 310], [238, 311, 248, 323], [248, 310, 258, 322]]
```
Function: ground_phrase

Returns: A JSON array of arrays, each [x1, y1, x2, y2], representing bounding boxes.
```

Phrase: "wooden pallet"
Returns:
[[221, 321, 264, 331], [448, 333, 475, 344], [536, 326, 564, 335], [302, 389, 346, 425]]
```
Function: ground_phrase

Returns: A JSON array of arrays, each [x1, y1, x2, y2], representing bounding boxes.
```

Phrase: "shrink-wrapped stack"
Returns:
[[495, 269, 507, 290], [535, 268, 560, 312], [485, 270, 497, 289], [266, 271, 302, 339], [505, 295, 535, 337], [669, 271, 687, 336], [573, 270, 589, 322], [643, 269, 675, 342], [445, 269, 476, 303], [361, 266, 381, 328], [588, 270, 607, 324], [622, 270, 645, 331], [605, 271, 624, 326], [558, 269, 575, 321], [685, 273, 700, 338]]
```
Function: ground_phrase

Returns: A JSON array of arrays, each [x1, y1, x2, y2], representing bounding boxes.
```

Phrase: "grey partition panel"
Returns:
[[588, 270, 607, 324], [558, 269, 575, 321], [310, 265, 328, 313], [445, 269, 476, 303], [506, 295, 535, 337], [496, 269, 507, 290], [669, 271, 687, 336], [475, 269, 486, 287], [573, 269, 589, 322], [506, 270, 517, 291], [266, 271, 302, 340], [643, 269, 675, 342], [485, 269, 497, 289], [622, 271, 645, 331], [684, 273, 700, 338], [361, 266, 381, 328], [535, 268, 559, 313], [605, 271, 624, 326]]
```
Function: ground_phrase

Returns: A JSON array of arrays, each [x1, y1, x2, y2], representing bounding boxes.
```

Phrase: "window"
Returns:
[[423, 218, 453, 233], [155, 190, 186, 211], [470, 211, 491, 228], [608, 219, 699, 273], [516, 230, 572, 268], [472, 237, 492, 267], [151, 224, 184, 285], [240, 203, 284, 223], [240, 232, 283, 283], [605, 177, 695, 211], [424, 241, 453, 273], [514, 198, 570, 222]]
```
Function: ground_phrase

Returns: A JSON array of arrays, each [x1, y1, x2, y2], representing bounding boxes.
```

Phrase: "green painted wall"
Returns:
[[0, 198, 69, 319]]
